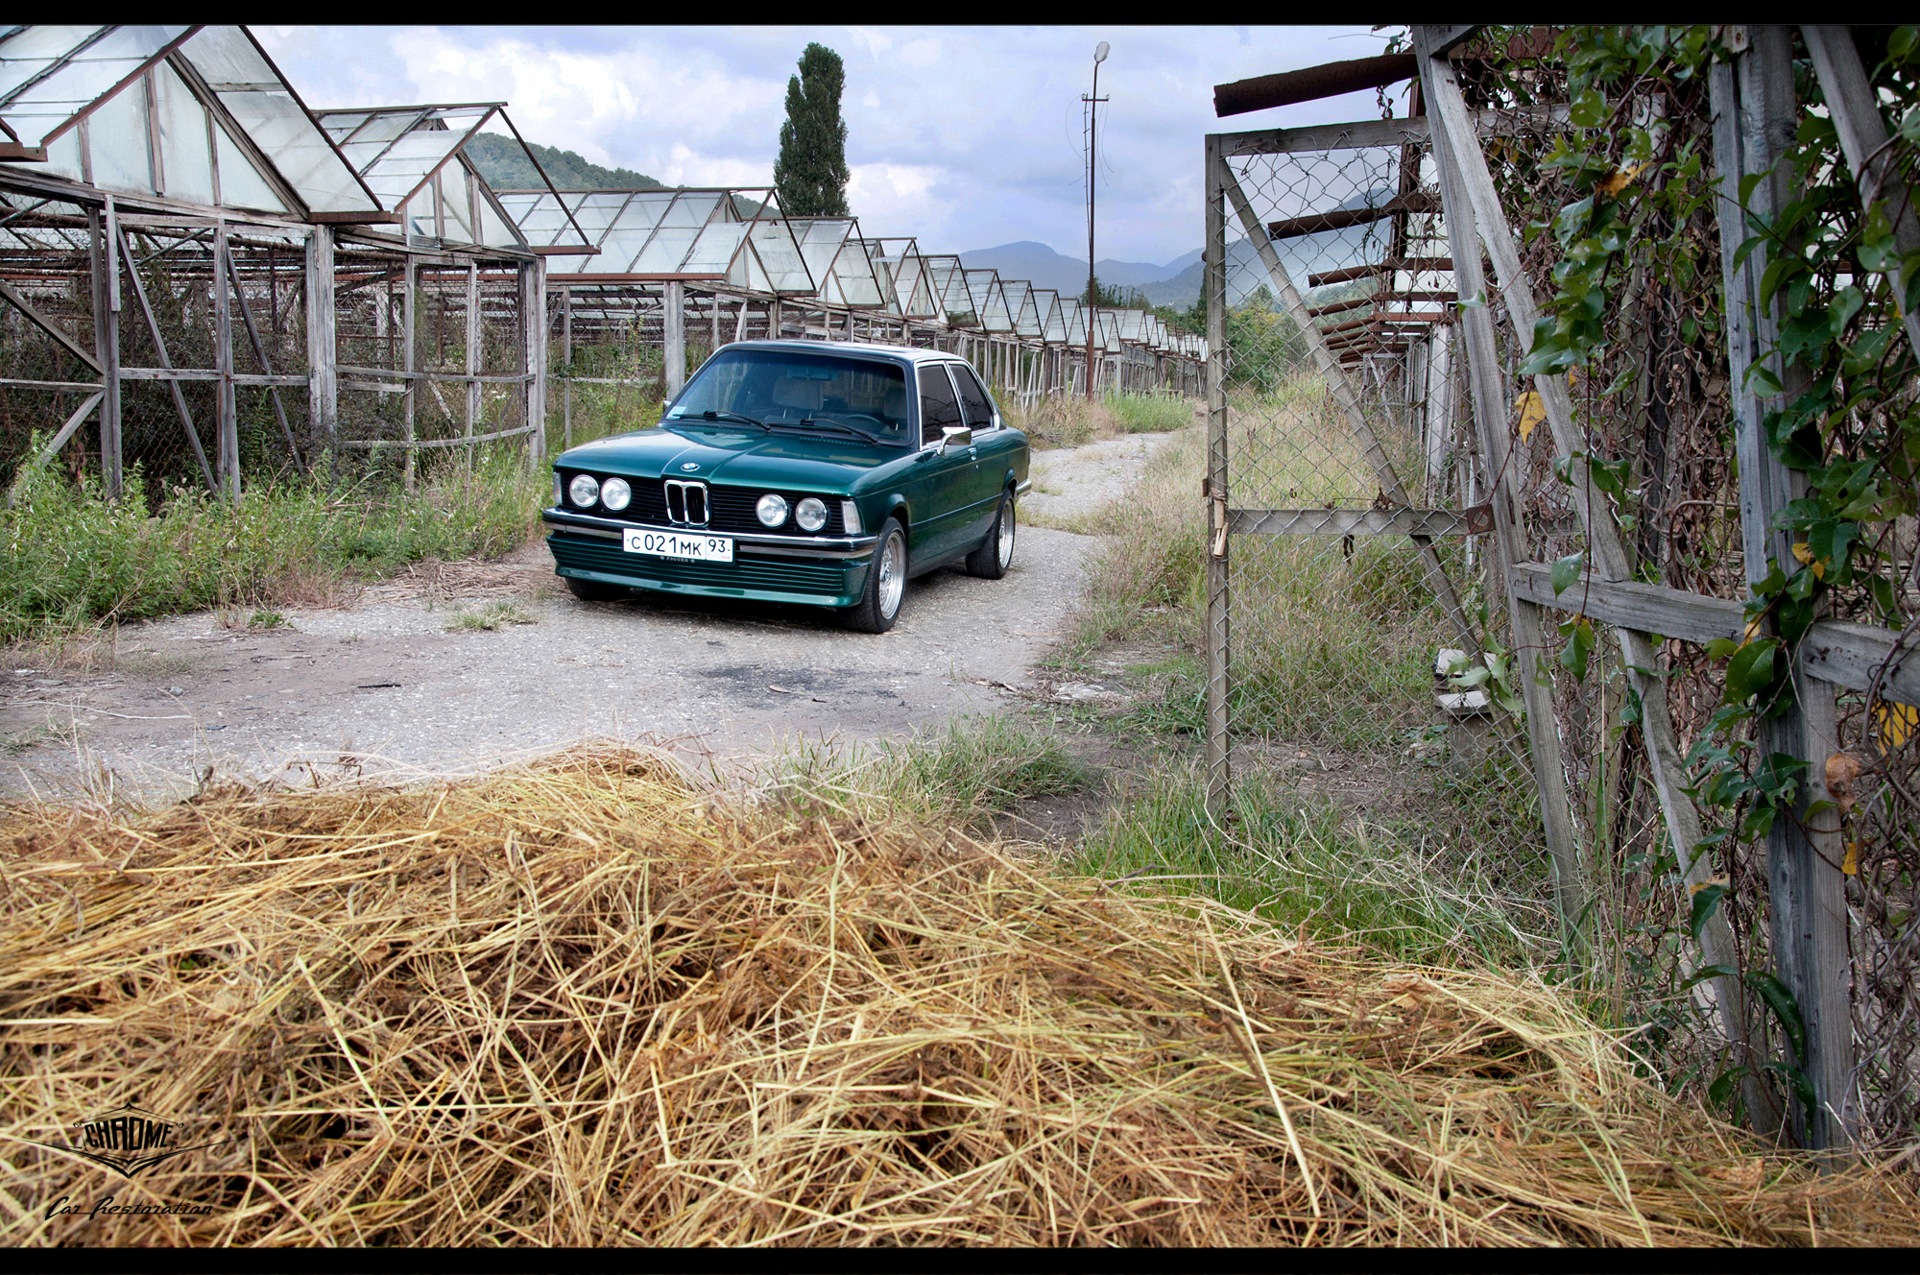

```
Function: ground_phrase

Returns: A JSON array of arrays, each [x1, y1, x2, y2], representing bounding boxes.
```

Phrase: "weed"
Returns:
[[1103, 391, 1191, 434], [771, 716, 1090, 832], [247, 610, 291, 631], [0, 446, 545, 646], [1070, 764, 1549, 968], [446, 601, 537, 632]]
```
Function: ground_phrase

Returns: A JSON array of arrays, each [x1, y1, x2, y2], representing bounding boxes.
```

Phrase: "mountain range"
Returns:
[[959, 223, 1379, 311]]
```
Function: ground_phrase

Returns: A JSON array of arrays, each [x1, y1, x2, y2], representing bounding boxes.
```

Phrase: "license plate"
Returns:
[[623, 527, 734, 562]]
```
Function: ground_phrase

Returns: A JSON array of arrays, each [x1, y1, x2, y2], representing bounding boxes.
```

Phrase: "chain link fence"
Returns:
[[1207, 125, 1545, 899]]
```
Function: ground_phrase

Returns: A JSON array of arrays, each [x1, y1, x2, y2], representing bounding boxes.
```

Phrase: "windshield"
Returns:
[[665, 349, 911, 444]]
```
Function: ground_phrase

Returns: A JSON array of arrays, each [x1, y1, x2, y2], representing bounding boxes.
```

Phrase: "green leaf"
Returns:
[[1707, 1065, 1747, 1111], [1705, 637, 1741, 660], [1748, 970, 1806, 1061], [1723, 638, 1780, 703], [1550, 551, 1586, 596], [1688, 884, 1729, 940], [1681, 963, 1739, 992], [1558, 617, 1595, 681]]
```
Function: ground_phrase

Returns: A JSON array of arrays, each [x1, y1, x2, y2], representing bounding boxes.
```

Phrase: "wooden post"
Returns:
[[305, 225, 336, 455], [560, 284, 572, 450], [1424, 82, 1592, 963], [663, 278, 686, 396], [465, 261, 480, 470], [214, 221, 238, 499], [1711, 27, 1854, 1151], [1203, 135, 1233, 808], [523, 257, 546, 465], [403, 258, 417, 490], [89, 205, 122, 498], [1419, 25, 1774, 1124]]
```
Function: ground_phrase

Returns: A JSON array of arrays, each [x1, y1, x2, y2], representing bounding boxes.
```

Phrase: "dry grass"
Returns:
[[2, 746, 1917, 1246]]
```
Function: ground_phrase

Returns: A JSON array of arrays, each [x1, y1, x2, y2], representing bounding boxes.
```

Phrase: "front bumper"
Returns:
[[543, 508, 879, 608]]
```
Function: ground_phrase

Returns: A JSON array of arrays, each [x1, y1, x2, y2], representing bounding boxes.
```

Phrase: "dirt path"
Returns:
[[2, 434, 1185, 801]]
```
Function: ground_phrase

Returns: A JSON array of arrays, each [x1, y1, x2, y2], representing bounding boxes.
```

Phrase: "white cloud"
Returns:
[[256, 24, 1389, 264]]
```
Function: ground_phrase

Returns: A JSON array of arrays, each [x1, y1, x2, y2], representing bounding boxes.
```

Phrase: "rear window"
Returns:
[[952, 364, 996, 430], [918, 366, 964, 444]]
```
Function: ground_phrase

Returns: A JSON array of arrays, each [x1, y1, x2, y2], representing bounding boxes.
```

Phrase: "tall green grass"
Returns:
[[0, 446, 544, 644], [768, 716, 1090, 833], [1102, 390, 1191, 434], [1070, 765, 1551, 968]]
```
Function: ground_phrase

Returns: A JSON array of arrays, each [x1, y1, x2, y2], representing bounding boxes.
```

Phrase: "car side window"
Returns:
[[952, 364, 996, 431], [918, 365, 963, 446]]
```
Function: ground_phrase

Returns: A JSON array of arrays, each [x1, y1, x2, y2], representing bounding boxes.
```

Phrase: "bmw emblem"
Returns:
[[680, 462, 700, 472]]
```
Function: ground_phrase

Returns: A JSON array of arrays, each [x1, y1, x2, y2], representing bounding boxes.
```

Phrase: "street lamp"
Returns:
[[1084, 40, 1108, 401]]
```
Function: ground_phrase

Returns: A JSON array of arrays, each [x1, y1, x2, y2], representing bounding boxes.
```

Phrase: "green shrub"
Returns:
[[0, 446, 544, 644]]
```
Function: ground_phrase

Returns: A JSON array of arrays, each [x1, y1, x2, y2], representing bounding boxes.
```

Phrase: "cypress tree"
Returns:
[[773, 43, 851, 217]]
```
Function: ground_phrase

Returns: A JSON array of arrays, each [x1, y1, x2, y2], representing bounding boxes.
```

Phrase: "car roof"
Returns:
[[714, 339, 965, 367]]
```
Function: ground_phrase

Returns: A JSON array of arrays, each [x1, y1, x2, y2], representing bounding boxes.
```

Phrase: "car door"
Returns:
[[950, 362, 1017, 538], [899, 364, 978, 563]]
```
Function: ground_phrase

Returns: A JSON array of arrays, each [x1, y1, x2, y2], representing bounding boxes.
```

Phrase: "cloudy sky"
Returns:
[[255, 25, 1397, 269]]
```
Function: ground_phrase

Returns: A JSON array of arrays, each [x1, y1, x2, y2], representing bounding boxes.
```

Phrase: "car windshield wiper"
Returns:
[[769, 416, 869, 440], [680, 409, 766, 430]]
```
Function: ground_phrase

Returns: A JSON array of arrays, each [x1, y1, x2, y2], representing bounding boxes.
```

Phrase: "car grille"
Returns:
[[561, 472, 846, 536], [550, 536, 853, 595]]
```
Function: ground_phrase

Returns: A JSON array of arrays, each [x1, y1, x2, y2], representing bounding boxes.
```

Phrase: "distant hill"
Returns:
[[956, 240, 1196, 301], [465, 132, 667, 191], [961, 231, 1377, 313]]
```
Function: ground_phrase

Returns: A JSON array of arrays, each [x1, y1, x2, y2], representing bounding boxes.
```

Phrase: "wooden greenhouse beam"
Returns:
[[1214, 53, 1417, 118], [1267, 190, 1440, 241]]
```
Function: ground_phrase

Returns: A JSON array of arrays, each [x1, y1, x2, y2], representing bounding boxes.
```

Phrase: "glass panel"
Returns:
[[475, 189, 519, 248], [213, 116, 284, 211], [734, 239, 772, 293], [2, 25, 189, 147], [917, 365, 962, 443], [437, 167, 474, 244], [748, 221, 813, 292], [682, 220, 746, 275], [628, 225, 698, 273], [660, 192, 720, 228], [180, 30, 377, 216], [38, 126, 83, 180], [0, 26, 102, 104], [85, 75, 153, 194], [219, 88, 376, 213], [153, 61, 213, 205]]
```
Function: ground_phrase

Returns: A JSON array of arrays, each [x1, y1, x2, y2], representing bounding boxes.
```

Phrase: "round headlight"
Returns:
[[569, 473, 600, 507], [756, 493, 789, 527], [795, 497, 828, 532], [600, 477, 631, 512]]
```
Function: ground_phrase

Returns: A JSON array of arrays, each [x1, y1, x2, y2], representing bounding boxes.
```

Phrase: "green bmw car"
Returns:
[[544, 340, 1030, 633]]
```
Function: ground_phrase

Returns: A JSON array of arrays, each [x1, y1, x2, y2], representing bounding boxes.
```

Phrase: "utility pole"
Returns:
[[1084, 40, 1109, 401]]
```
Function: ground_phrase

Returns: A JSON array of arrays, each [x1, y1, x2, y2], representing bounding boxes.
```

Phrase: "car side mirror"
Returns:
[[940, 426, 974, 453]]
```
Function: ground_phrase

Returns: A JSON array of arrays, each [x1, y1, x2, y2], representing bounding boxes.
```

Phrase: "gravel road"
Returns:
[[2, 429, 1194, 800]]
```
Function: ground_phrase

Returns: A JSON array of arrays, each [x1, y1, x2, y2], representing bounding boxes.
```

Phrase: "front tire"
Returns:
[[965, 490, 1016, 579], [843, 518, 907, 633], [565, 575, 626, 602]]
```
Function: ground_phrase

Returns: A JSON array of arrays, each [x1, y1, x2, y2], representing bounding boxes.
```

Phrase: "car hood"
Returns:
[[557, 426, 905, 490]]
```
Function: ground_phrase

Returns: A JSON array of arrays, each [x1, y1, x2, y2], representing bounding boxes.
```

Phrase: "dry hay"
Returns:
[[1, 747, 1915, 1246]]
